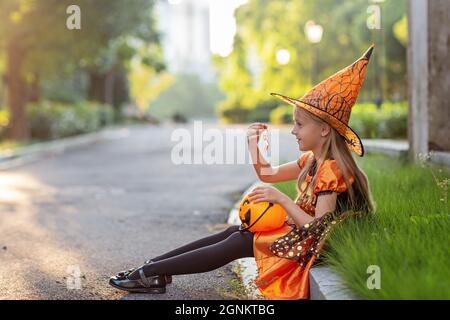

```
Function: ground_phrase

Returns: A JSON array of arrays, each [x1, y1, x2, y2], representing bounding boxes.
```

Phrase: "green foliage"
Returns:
[[0, 108, 8, 140], [219, 98, 284, 124], [266, 101, 407, 139], [393, 15, 408, 47], [349, 101, 408, 139], [0, 0, 164, 127], [326, 154, 450, 299], [0, 0, 162, 78], [26, 101, 114, 140], [270, 105, 293, 125], [247, 99, 280, 122], [41, 70, 89, 104], [213, 0, 408, 123], [217, 98, 250, 124], [274, 154, 450, 299]]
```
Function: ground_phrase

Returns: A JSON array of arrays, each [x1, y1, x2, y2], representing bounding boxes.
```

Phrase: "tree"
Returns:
[[213, 0, 408, 120], [0, 0, 164, 140]]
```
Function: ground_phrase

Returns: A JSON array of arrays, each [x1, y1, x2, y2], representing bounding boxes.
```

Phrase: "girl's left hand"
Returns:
[[247, 185, 287, 204]]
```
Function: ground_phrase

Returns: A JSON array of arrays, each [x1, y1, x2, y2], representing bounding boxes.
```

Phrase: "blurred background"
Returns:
[[0, 0, 411, 146]]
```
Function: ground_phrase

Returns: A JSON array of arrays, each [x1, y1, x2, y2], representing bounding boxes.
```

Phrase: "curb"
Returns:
[[361, 139, 450, 167], [363, 139, 408, 157], [0, 126, 130, 171], [429, 151, 450, 167], [309, 266, 360, 300], [227, 181, 357, 300]]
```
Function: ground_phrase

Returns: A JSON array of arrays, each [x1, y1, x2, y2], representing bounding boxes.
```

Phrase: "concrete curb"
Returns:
[[0, 126, 130, 170], [362, 139, 450, 167], [429, 150, 450, 167], [363, 139, 408, 157], [309, 266, 360, 300], [227, 181, 357, 300]]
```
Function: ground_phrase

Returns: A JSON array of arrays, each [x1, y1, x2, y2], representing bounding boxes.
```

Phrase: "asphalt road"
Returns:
[[0, 122, 299, 300]]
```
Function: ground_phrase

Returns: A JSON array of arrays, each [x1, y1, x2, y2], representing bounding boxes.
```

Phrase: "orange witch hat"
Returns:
[[270, 44, 375, 156]]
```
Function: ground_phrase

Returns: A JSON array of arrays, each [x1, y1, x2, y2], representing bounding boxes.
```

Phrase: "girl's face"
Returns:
[[291, 107, 327, 152]]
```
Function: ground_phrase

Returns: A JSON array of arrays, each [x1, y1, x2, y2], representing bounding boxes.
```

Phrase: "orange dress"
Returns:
[[252, 151, 353, 300]]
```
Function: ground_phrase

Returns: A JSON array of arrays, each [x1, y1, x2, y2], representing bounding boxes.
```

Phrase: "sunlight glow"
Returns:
[[209, 0, 248, 57], [276, 49, 291, 65]]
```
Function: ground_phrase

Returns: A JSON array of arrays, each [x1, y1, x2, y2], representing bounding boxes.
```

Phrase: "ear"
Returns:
[[320, 122, 331, 137]]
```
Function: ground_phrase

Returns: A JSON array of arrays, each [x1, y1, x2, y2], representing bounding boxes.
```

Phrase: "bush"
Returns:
[[247, 99, 280, 123], [27, 101, 114, 140], [217, 98, 250, 124], [97, 103, 115, 126], [0, 108, 8, 140], [218, 98, 285, 124], [267, 101, 408, 139], [270, 105, 293, 125], [349, 101, 408, 139]]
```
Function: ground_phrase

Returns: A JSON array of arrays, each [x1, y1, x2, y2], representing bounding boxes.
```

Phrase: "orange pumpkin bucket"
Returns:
[[238, 195, 287, 232]]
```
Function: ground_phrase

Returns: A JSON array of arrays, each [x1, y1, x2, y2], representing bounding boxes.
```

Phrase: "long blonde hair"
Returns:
[[295, 108, 375, 214]]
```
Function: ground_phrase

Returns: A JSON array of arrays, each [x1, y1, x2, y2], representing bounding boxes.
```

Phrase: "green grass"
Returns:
[[273, 153, 450, 299]]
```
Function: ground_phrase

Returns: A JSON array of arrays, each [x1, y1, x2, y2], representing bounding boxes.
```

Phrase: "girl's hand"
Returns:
[[247, 185, 288, 204], [247, 123, 268, 143]]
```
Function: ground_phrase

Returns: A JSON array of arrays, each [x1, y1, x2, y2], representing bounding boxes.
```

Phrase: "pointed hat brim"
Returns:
[[270, 92, 365, 156]]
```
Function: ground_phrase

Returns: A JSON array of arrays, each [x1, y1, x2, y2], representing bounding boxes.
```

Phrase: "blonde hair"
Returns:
[[294, 107, 375, 214]]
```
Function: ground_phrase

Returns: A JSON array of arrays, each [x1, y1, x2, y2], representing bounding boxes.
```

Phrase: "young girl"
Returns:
[[109, 44, 375, 299]]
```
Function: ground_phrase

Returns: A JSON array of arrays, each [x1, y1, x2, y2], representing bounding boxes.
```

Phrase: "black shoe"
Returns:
[[115, 260, 173, 284], [109, 267, 166, 294]]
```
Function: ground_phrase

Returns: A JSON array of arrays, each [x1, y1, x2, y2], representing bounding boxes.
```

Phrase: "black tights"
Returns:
[[128, 225, 254, 280]]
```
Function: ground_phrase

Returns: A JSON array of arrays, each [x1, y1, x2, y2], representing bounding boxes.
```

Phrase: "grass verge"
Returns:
[[273, 153, 450, 299]]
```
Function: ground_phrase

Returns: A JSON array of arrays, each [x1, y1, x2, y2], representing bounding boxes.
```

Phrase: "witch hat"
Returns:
[[270, 44, 375, 156]]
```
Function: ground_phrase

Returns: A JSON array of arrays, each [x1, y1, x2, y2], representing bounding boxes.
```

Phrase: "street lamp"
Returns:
[[276, 49, 291, 65], [305, 20, 323, 44], [304, 20, 323, 85]]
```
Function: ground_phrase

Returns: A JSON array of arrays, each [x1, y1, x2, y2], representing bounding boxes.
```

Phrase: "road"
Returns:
[[0, 122, 299, 299]]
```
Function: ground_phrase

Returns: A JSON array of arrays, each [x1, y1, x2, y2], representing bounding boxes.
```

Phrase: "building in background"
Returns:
[[155, 0, 248, 83], [155, 0, 214, 82]]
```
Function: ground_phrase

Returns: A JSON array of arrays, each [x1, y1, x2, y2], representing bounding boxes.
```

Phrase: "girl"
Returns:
[[109, 44, 375, 299]]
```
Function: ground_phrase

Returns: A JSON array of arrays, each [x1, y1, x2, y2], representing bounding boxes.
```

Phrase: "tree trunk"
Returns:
[[427, 0, 450, 151], [88, 72, 106, 103], [112, 67, 130, 122], [104, 69, 115, 106], [88, 67, 129, 122], [28, 72, 41, 103], [6, 38, 29, 141]]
